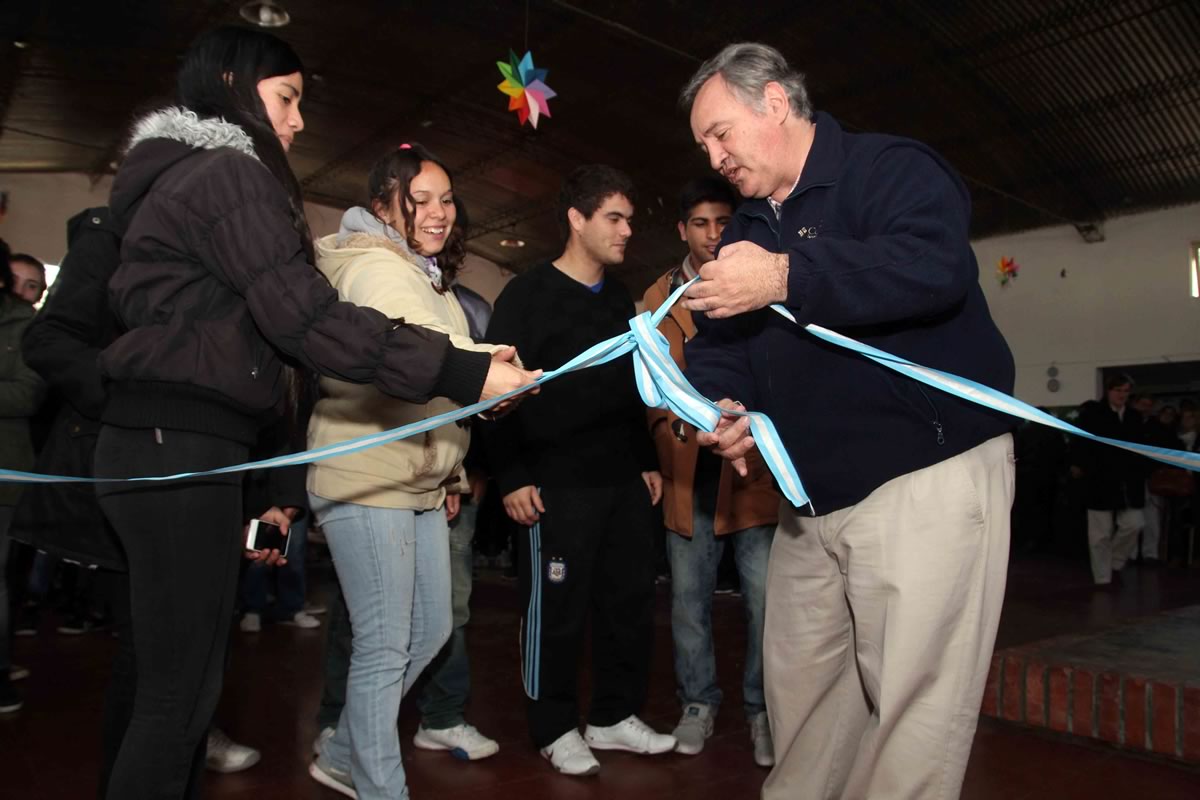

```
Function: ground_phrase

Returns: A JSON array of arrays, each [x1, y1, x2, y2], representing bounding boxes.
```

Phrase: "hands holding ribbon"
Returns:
[[696, 399, 757, 477], [480, 345, 541, 420], [681, 241, 788, 318]]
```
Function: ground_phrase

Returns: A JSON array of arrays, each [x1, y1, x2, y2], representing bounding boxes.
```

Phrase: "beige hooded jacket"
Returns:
[[307, 232, 503, 510]]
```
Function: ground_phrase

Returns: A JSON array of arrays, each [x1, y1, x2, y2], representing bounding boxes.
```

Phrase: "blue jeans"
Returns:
[[416, 500, 475, 729], [667, 502, 773, 718], [309, 494, 452, 800], [239, 513, 308, 617]]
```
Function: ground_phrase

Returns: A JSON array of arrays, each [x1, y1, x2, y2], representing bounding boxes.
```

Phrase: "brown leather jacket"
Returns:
[[643, 266, 779, 537]]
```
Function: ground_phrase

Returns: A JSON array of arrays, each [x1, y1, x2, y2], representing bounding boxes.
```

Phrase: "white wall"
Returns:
[[0, 171, 513, 303], [0, 173, 113, 264], [974, 202, 1200, 407]]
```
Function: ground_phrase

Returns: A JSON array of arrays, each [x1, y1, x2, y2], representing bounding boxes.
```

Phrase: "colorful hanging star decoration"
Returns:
[[497, 50, 556, 129], [997, 256, 1020, 287]]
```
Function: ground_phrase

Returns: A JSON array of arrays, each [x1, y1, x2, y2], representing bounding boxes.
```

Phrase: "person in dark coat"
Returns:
[[1071, 374, 1150, 584], [15, 208, 125, 571], [90, 27, 536, 800], [0, 239, 46, 714]]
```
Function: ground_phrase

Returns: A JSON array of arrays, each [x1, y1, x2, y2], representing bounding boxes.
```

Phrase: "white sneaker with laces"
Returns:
[[750, 711, 774, 768], [584, 715, 676, 755], [309, 756, 356, 798], [281, 611, 321, 629], [414, 723, 499, 760], [312, 726, 335, 757], [672, 703, 715, 755], [239, 612, 261, 633], [540, 729, 600, 776], [205, 728, 261, 773]]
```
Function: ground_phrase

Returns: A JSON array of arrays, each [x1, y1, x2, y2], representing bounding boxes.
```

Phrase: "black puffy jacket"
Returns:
[[101, 107, 489, 444], [12, 208, 126, 569]]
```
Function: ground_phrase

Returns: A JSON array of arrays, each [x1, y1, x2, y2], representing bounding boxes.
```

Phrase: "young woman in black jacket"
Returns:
[[92, 27, 537, 800]]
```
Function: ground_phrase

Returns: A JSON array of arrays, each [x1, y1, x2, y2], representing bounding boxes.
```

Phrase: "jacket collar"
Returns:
[[125, 107, 259, 162], [654, 262, 698, 341], [736, 111, 845, 222]]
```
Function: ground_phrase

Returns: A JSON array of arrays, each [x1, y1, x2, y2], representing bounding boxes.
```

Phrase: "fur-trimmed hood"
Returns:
[[125, 106, 259, 161], [110, 107, 262, 229]]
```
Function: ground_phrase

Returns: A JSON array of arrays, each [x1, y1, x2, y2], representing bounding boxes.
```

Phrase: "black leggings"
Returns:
[[95, 426, 246, 800]]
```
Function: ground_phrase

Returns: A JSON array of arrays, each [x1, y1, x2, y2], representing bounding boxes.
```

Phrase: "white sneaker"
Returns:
[[281, 611, 321, 629], [584, 715, 676, 755], [414, 723, 499, 760], [239, 612, 261, 633], [672, 703, 715, 755], [750, 711, 774, 768], [309, 756, 356, 798], [312, 726, 335, 757], [205, 728, 261, 773], [540, 729, 600, 776], [303, 601, 329, 616]]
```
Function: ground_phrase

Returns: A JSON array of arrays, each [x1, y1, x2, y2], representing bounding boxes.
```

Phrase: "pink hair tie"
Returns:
[[398, 143, 412, 150]]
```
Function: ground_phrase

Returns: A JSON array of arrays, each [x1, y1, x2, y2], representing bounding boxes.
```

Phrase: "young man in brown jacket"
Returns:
[[643, 178, 778, 767]]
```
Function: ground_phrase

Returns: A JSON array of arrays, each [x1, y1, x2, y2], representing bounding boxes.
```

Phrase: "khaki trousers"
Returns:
[[763, 434, 1014, 800], [1085, 507, 1144, 584]]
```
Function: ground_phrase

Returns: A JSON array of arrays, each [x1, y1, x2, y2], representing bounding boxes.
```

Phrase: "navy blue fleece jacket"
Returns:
[[685, 112, 1015, 514]]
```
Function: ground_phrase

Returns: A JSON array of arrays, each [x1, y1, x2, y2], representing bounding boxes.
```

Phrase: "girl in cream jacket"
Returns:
[[306, 144, 504, 800]]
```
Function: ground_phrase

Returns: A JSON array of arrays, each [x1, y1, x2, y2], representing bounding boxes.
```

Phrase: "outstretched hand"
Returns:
[[479, 346, 541, 420]]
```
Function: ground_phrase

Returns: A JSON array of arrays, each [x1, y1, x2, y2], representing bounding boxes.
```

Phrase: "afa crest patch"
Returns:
[[547, 558, 567, 584]]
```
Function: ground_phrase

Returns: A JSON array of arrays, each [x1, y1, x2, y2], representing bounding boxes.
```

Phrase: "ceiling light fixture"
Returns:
[[240, 1, 291, 28], [499, 238, 526, 248]]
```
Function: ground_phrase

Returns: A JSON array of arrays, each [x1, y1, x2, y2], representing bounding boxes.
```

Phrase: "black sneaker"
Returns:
[[0, 679, 23, 713]]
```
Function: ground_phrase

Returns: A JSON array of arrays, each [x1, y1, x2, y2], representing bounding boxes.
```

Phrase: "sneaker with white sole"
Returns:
[[672, 703, 714, 755], [309, 756, 356, 798], [312, 726, 336, 757], [239, 612, 262, 633], [750, 711, 774, 768], [584, 715, 676, 755], [414, 723, 499, 760], [9, 665, 30, 682], [540, 729, 600, 776], [205, 728, 261, 773], [281, 611, 321, 629]]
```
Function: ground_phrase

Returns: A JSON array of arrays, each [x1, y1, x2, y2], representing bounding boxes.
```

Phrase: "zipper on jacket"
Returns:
[[916, 385, 945, 445]]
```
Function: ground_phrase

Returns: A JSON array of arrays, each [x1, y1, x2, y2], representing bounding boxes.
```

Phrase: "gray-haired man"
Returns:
[[679, 43, 1017, 799]]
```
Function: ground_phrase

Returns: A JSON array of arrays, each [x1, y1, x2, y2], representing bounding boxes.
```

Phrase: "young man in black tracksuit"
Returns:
[[483, 165, 676, 776]]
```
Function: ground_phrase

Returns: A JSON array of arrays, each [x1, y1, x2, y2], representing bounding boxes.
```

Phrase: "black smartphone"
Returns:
[[246, 518, 290, 558]]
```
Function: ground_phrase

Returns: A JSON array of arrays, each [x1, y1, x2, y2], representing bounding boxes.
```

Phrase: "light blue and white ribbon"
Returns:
[[3, 277, 1198, 511], [769, 302, 1200, 475]]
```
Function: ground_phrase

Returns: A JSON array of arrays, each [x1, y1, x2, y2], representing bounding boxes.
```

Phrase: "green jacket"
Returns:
[[0, 294, 45, 506]]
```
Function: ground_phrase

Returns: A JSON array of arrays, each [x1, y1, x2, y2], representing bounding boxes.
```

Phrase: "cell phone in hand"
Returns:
[[246, 518, 290, 558]]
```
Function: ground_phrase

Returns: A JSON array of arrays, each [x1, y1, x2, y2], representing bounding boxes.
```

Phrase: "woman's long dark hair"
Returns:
[[175, 26, 313, 260], [366, 144, 467, 290]]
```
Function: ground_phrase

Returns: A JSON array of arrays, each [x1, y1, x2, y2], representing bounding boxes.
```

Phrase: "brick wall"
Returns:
[[981, 653, 1200, 762]]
